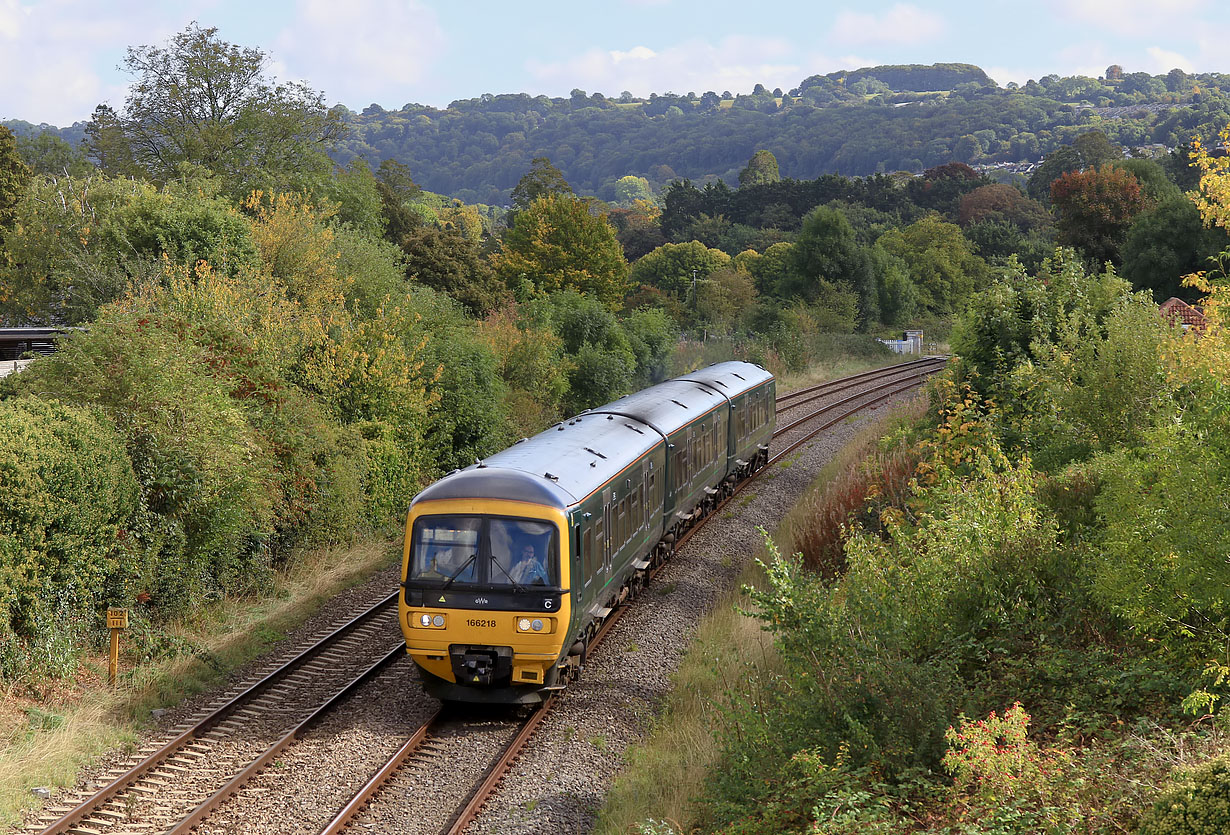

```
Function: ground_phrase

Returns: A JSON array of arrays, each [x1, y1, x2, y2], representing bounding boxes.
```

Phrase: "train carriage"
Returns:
[[400, 361, 774, 703]]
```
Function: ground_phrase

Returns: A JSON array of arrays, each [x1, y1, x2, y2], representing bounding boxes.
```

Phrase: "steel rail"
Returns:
[[37, 590, 399, 835], [167, 643, 406, 834], [774, 357, 946, 416], [774, 365, 939, 437], [773, 356, 943, 409]]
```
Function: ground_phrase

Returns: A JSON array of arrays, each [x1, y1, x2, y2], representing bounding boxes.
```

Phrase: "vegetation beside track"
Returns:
[[610, 241, 1230, 834], [0, 537, 397, 826]]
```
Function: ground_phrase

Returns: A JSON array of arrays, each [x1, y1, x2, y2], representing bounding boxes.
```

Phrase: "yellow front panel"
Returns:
[[400, 498, 572, 684]]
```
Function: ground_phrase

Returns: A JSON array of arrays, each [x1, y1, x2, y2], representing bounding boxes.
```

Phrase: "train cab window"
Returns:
[[409, 515, 558, 587]]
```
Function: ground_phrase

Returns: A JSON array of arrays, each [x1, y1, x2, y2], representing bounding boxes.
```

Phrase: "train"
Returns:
[[398, 360, 776, 704]]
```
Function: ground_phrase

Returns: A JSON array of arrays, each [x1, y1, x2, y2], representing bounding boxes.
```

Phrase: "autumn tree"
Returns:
[[957, 184, 1050, 230], [106, 23, 344, 195], [495, 194, 629, 309], [1050, 164, 1150, 265], [1027, 131, 1122, 203]]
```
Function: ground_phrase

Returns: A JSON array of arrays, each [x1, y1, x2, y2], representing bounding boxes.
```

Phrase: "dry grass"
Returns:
[[594, 394, 929, 835], [0, 536, 399, 826]]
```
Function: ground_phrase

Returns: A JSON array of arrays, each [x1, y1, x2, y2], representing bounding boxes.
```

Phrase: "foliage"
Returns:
[[0, 125, 30, 256], [629, 240, 731, 299], [738, 150, 781, 188], [781, 206, 876, 324], [1121, 198, 1227, 302], [0, 397, 137, 679], [879, 213, 990, 315], [397, 224, 507, 316], [15, 131, 93, 178], [509, 156, 572, 212], [495, 193, 630, 309], [107, 23, 343, 196], [0, 174, 258, 325], [1137, 752, 1230, 835], [1051, 163, 1151, 266]]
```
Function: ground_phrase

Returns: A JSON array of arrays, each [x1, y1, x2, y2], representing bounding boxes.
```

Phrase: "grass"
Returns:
[[0, 535, 400, 826], [593, 398, 923, 835]]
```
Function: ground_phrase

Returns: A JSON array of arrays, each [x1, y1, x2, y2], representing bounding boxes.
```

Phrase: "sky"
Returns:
[[3, 0, 1228, 126]]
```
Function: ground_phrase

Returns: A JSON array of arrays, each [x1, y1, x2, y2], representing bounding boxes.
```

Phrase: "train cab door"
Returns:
[[602, 488, 614, 579]]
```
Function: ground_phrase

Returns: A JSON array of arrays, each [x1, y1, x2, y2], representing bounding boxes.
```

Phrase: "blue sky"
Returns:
[[3, 0, 1226, 126]]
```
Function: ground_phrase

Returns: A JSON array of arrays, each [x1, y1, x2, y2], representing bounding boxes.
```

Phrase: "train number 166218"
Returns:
[[466, 618, 496, 628]]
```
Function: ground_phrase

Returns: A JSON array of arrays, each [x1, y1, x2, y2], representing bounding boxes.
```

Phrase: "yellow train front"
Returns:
[[400, 360, 776, 704], [400, 471, 577, 704]]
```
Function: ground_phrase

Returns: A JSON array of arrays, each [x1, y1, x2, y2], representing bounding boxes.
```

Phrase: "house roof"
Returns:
[[1159, 297, 1208, 330]]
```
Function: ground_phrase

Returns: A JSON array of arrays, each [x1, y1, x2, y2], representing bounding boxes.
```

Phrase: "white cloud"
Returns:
[[272, 0, 445, 107], [0, 0, 140, 124], [1047, 0, 1209, 36], [831, 4, 944, 46], [526, 36, 801, 98], [1143, 46, 1192, 73]]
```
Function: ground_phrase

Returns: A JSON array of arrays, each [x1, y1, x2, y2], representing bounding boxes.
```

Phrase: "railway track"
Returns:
[[314, 356, 947, 835], [30, 357, 945, 835]]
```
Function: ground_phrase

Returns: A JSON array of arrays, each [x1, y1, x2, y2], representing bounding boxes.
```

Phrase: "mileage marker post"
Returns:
[[106, 607, 129, 687]]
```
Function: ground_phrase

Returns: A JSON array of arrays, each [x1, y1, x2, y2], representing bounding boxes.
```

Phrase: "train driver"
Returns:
[[510, 542, 549, 585]]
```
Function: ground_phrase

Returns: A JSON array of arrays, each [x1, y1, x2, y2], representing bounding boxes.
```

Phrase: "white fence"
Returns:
[[0, 359, 34, 378]]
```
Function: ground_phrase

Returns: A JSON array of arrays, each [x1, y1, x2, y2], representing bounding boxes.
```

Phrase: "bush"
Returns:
[[1137, 753, 1230, 835], [0, 396, 138, 678]]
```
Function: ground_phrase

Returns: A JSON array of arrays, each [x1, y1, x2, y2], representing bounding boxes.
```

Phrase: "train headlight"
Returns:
[[531, 619, 544, 632], [432, 614, 445, 627], [517, 617, 553, 633], [518, 617, 532, 632], [419, 613, 432, 627]]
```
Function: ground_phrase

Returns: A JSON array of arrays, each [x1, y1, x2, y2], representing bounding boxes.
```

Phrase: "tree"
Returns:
[[957, 184, 1050, 230], [399, 225, 508, 316], [509, 157, 572, 212], [782, 206, 876, 324], [16, 132, 93, 178], [1050, 164, 1150, 266], [738, 150, 781, 188], [1121, 198, 1227, 301], [879, 213, 990, 314], [1027, 131, 1122, 203], [83, 104, 136, 178], [629, 241, 731, 299], [0, 125, 30, 239], [109, 23, 343, 194], [495, 194, 629, 309], [613, 175, 654, 207]]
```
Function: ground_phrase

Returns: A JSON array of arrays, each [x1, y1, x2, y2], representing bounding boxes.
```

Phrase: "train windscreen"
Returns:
[[410, 515, 559, 588]]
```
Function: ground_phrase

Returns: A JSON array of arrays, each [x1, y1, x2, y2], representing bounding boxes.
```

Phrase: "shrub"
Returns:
[[1137, 753, 1230, 835], [0, 396, 138, 678]]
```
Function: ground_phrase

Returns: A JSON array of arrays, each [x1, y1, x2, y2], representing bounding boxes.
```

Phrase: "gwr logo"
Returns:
[[474, 596, 489, 605]]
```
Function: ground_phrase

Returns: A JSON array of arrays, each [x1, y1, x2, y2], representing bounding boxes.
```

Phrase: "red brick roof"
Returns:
[[1159, 297, 1208, 330]]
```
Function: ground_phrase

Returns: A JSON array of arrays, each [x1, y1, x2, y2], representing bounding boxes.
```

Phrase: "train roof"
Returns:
[[414, 411, 660, 510], [673, 361, 774, 398], [411, 362, 773, 512]]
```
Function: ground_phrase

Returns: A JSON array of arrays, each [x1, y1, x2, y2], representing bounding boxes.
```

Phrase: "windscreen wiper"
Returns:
[[441, 554, 477, 591], [490, 557, 527, 592]]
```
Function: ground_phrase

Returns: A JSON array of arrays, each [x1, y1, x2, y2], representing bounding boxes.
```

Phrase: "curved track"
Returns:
[[31, 357, 945, 835], [315, 356, 947, 835]]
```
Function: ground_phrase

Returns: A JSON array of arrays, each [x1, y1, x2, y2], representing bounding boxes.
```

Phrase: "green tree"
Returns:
[[110, 23, 343, 195], [400, 224, 508, 316], [879, 213, 990, 314], [495, 194, 629, 309], [509, 156, 572, 212], [1121, 198, 1227, 301], [628, 240, 730, 299], [83, 104, 137, 178], [0, 125, 30, 239], [1027, 131, 1122, 203], [16, 132, 93, 178], [613, 175, 654, 207], [782, 206, 876, 324], [738, 150, 781, 188]]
